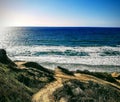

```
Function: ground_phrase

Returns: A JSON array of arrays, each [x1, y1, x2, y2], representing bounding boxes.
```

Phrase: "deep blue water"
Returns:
[[7, 27, 120, 47], [0, 27, 120, 72]]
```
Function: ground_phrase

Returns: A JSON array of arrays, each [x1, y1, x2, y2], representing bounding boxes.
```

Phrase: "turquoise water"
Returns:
[[0, 27, 120, 72]]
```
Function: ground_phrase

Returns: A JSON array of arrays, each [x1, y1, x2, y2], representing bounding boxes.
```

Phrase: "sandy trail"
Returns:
[[32, 77, 64, 102], [14, 61, 27, 69]]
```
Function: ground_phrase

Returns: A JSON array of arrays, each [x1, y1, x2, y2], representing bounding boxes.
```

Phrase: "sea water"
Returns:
[[0, 27, 120, 72]]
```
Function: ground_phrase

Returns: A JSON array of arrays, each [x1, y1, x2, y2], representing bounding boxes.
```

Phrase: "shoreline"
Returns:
[[13, 60, 120, 72]]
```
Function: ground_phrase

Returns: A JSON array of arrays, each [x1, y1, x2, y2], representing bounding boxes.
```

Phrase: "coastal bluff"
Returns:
[[0, 49, 120, 102]]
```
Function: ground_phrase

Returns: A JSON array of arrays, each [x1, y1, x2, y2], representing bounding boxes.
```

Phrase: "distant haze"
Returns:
[[1, 0, 120, 27]]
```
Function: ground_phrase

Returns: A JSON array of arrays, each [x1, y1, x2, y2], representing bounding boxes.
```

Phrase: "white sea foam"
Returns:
[[1, 45, 120, 71], [10, 55, 120, 72], [11, 55, 120, 65], [6, 45, 120, 55]]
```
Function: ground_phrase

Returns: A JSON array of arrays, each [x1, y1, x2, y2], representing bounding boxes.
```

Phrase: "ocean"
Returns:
[[0, 27, 120, 72]]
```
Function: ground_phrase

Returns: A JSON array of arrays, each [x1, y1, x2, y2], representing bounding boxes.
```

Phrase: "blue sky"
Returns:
[[3, 0, 120, 27]]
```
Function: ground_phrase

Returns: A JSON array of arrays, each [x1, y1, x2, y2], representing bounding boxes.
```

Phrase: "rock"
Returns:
[[111, 72, 120, 80], [23, 62, 54, 75], [0, 49, 16, 66], [72, 87, 83, 96], [59, 97, 69, 102], [55, 66, 73, 75]]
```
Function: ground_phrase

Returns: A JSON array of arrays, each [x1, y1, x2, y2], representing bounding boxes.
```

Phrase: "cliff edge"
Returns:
[[0, 49, 120, 102]]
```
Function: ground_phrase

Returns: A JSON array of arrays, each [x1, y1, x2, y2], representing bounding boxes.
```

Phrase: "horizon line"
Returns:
[[5, 26, 120, 28]]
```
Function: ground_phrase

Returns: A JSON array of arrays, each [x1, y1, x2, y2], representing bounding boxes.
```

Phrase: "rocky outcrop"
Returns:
[[0, 49, 16, 66], [0, 50, 55, 102], [55, 66, 73, 75], [53, 79, 120, 102]]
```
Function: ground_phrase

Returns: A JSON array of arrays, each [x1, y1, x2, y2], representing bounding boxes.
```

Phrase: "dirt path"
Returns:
[[14, 61, 27, 69], [32, 77, 64, 102]]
